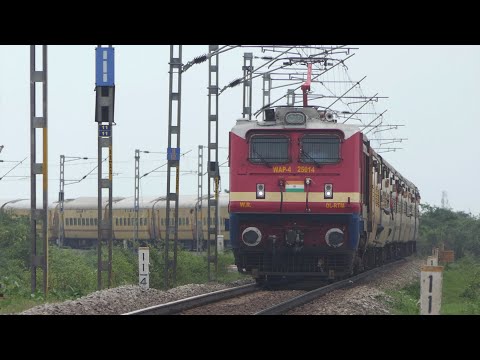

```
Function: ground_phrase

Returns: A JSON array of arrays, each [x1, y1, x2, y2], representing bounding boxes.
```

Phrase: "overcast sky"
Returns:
[[0, 45, 479, 214]]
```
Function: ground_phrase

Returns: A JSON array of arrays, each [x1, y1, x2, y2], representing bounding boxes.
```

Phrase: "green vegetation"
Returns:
[[417, 204, 480, 258], [385, 282, 420, 315], [385, 204, 480, 315], [0, 212, 243, 314], [387, 257, 480, 315], [441, 257, 480, 314]]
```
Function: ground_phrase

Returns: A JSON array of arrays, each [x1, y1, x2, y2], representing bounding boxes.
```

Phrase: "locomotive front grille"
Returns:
[[239, 251, 353, 276]]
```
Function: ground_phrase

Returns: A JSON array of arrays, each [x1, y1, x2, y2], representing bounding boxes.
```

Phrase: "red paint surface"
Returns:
[[229, 129, 363, 214]]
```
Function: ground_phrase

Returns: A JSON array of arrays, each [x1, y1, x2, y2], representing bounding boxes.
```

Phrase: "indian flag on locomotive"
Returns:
[[286, 181, 304, 193]]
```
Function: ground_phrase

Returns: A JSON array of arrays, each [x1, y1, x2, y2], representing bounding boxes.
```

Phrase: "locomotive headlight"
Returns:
[[325, 228, 344, 248], [242, 227, 262, 247], [256, 183, 265, 199], [324, 183, 333, 199], [285, 112, 306, 125]]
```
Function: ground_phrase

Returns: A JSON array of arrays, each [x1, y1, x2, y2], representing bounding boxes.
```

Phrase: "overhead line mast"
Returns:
[[30, 45, 48, 296], [95, 45, 115, 290], [165, 45, 183, 288]]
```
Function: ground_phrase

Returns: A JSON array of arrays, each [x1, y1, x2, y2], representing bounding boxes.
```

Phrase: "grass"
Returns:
[[385, 256, 480, 315], [440, 258, 480, 315], [0, 296, 46, 314], [385, 282, 420, 315]]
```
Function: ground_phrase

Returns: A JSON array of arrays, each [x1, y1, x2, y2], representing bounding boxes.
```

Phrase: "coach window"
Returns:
[[94, 218, 98, 226], [186, 218, 189, 226], [300, 135, 341, 164], [249, 135, 290, 164]]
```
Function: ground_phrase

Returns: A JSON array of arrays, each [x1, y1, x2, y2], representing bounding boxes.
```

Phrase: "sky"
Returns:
[[0, 45, 479, 214]]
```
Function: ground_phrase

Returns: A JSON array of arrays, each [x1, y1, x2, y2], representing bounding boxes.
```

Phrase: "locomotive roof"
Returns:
[[231, 107, 362, 140]]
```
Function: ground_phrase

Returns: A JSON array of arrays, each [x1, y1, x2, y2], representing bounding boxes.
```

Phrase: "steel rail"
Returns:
[[122, 283, 259, 315]]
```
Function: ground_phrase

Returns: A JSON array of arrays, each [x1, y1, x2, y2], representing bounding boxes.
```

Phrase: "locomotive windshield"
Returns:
[[300, 135, 340, 164], [249, 135, 289, 164]]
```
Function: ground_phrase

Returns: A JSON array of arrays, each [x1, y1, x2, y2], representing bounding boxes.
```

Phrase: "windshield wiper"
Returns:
[[251, 148, 272, 167], [301, 149, 322, 167]]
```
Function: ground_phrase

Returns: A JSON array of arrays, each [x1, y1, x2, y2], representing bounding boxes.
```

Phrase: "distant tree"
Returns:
[[418, 203, 480, 258]]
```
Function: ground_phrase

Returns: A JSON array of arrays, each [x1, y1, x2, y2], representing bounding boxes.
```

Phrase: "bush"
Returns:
[[48, 247, 97, 298], [0, 211, 242, 312]]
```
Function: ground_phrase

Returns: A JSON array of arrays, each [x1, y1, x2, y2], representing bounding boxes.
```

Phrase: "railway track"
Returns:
[[124, 259, 405, 315], [255, 259, 405, 315], [122, 283, 259, 315]]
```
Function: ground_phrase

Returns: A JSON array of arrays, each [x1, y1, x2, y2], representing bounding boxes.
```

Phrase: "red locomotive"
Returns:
[[228, 106, 419, 283]]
